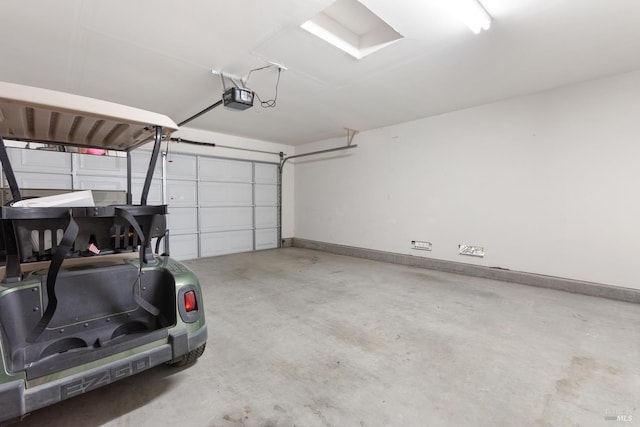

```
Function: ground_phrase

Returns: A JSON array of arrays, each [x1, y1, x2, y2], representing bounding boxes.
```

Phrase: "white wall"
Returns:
[[151, 127, 295, 239], [294, 69, 640, 290]]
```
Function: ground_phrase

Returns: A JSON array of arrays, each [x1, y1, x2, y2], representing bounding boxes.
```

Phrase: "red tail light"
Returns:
[[184, 290, 197, 312]]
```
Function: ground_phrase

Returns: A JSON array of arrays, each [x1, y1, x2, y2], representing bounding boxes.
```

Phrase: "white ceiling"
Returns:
[[1, 0, 640, 146]]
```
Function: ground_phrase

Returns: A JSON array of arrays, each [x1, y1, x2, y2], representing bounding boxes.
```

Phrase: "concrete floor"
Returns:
[[19, 248, 639, 427]]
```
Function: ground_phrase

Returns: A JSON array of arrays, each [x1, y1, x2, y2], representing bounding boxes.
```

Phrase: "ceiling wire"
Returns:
[[243, 65, 282, 108], [242, 65, 273, 86]]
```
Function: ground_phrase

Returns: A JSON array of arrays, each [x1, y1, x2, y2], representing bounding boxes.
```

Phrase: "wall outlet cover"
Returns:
[[459, 244, 484, 257], [411, 240, 432, 251]]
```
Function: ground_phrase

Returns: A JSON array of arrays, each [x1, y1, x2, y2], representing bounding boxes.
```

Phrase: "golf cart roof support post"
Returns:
[[1, 219, 22, 283], [0, 135, 22, 202], [126, 151, 132, 205], [0, 134, 23, 282], [140, 126, 162, 205]]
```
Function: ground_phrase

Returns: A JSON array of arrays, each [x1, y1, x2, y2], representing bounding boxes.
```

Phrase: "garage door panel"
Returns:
[[77, 153, 126, 177], [200, 207, 253, 232], [7, 172, 72, 190], [255, 229, 278, 250], [7, 147, 71, 174], [200, 230, 253, 257], [167, 180, 197, 206], [255, 184, 277, 206], [166, 154, 197, 180], [199, 157, 253, 182], [170, 233, 199, 261], [255, 206, 277, 229], [199, 182, 252, 206], [254, 163, 278, 184], [168, 207, 198, 234], [76, 175, 126, 191]]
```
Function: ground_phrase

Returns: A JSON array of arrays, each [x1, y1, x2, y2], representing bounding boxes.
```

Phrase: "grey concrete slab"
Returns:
[[18, 248, 639, 426]]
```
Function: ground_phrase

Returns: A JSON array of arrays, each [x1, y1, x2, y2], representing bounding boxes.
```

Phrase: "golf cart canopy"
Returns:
[[0, 81, 177, 151]]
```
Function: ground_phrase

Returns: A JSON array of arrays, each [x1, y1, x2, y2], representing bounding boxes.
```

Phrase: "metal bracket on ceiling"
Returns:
[[346, 128, 359, 146], [219, 73, 227, 91], [212, 69, 243, 90]]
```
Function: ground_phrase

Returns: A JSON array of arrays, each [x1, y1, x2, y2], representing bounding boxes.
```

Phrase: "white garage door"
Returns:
[[1, 147, 279, 261], [166, 153, 279, 260]]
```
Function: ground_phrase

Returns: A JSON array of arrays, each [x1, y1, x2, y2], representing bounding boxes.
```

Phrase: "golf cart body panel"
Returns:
[[0, 82, 207, 423]]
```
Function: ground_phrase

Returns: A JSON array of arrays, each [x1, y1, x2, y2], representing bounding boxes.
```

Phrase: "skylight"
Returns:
[[301, 0, 404, 60]]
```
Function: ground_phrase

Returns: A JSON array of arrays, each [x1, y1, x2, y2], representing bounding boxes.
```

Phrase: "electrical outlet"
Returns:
[[411, 240, 432, 251], [459, 245, 484, 257]]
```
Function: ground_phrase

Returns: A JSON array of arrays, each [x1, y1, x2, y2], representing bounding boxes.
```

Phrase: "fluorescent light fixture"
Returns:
[[454, 0, 492, 34]]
